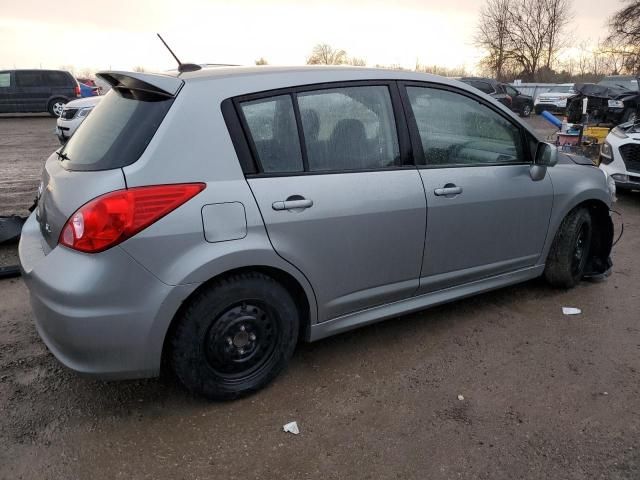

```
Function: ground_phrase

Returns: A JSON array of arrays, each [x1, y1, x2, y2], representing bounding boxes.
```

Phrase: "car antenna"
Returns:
[[156, 33, 201, 73]]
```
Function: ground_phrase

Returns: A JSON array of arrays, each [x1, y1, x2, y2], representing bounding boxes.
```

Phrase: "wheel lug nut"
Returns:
[[240, 325, 246, 332], [226, 337, 233, 345], [249, 333, 256, 341], [239, 348, 245, 355]]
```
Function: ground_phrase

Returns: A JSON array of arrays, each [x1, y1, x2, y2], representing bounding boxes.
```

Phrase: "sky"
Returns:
[[0, 0, 624, 74]]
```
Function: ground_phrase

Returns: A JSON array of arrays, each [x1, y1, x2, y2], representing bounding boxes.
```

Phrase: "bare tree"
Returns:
[[475, 0, 571, 81], [306, 44, 347, 65], [607, 0, 640, 74], [346, 57, 366, 66], [505, 0, 552, 80], [474, 0, 512, 81], [133, 65, 146, 73], [255, 57, 268, 65], [543, 0, 571, 69]]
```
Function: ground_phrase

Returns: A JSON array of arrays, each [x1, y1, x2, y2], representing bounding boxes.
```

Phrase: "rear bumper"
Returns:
[[19, 213, 198, 379]]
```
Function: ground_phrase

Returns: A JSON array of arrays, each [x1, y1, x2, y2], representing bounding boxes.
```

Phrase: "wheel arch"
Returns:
[[160, 265, 315, 373], [544, 197, 613, 276]]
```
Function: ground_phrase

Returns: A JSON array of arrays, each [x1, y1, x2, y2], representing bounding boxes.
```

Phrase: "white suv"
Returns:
[[55, 96, 102, 144], [600, 121, 640, 191]]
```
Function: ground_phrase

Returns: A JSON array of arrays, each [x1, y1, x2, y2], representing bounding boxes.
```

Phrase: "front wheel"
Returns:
[[544, 208, 592, 289], [520, 103, 532, 117], [170, 272, 299, 400]]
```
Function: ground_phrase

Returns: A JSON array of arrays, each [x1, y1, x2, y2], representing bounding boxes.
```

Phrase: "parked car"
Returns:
[[567, 77, 639, 125], [599, 119, 640, 190], [460, 77, 534, 117], [20, 67, 614, 400], [534, 83, 575, 114], [55, 96, 102, 144], [0, 69, 80, 116]]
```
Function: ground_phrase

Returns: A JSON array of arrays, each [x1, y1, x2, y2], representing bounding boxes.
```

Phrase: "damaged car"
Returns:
[[19, 67, 615, 400], [567, 77, 639, 125], [600, 119, 640, 190]]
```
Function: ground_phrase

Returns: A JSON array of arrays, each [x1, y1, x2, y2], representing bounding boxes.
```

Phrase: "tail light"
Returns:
[[75, 84, 81, 97], [59, 183, 205, 253]]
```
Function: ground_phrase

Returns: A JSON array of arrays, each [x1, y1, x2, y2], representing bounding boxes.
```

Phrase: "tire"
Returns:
[[520, 103, 532, 117], [544, 208, 593, 289], [170, 272, 299, 400], [47, 98, 66, 117]]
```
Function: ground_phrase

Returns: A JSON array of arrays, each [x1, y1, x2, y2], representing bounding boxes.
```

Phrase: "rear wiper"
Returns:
[[55, 150, 70, 162]]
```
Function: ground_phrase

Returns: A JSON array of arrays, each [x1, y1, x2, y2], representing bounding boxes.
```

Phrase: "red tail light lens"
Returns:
[[59, 183, 205, 253], [75, 85, 81, 97]]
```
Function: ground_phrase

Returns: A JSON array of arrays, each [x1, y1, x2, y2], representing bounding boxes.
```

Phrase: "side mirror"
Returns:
[[535, 142, 558, 167]]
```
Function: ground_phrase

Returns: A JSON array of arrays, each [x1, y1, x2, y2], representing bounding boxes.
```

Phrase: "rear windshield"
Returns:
[[60, 88, 174, 171]]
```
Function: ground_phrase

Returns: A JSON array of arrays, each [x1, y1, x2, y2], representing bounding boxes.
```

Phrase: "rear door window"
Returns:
[[297, 86, 400, 171], [470, 81, 495, 94], [60, 88, 174, 171], [15, 71, 42, 87], [239, 95, 303, 173], [45, 71, 71, 87]]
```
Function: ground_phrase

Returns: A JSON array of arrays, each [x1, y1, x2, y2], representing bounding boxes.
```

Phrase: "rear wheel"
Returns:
[[170, 272, 299, 400], [544, 208, 592, 289], [47, 98, 66, 117]]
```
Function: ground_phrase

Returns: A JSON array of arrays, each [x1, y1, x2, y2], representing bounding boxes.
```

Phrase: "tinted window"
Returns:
[[406, 86, 525, 166], [0, 73, 10, 87], [297, 86, 399, 171], [240, 95, 303, 173], [60, 88, 174, 171], [45, 71, 71, 87], [15, 71, 42, 87], [505, 86, 519, 96], [470, 81, 495, 94]]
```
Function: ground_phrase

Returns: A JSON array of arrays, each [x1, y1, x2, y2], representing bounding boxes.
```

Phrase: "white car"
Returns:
[[534, 83, 575, 115], [55, 95, 102, 144], [600, 121, 640, 191]]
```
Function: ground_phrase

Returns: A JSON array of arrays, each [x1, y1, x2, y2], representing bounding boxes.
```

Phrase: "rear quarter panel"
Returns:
[[119, 79, 318, 324]]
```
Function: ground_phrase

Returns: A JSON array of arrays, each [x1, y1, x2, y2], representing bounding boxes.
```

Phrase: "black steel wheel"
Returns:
[[170, 272, 299, 400]]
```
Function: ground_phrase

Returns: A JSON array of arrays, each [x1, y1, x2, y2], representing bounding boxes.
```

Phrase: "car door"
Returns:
[[0, 71, 16, 113], [14, 70, 46, 112], [400, 83, 553, 294], [237, 83, 427, 322]]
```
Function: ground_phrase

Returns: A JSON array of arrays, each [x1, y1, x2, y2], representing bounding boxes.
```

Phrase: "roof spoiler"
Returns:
[[96, 71, 183, 97]]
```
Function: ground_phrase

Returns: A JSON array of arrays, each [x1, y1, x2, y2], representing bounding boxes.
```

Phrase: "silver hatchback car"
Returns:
[[19, 67, 615, 400]]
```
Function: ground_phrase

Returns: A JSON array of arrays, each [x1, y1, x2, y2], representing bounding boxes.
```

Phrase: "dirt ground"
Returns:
[[1, 115, 639, 480]]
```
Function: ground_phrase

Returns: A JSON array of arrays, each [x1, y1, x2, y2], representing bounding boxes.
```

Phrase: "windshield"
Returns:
[[60, 88, 174, 171]]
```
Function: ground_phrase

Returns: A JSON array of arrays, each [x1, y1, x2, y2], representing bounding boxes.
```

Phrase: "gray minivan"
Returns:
[[0, 69, 80, 116], [19, 67, 615, 400]]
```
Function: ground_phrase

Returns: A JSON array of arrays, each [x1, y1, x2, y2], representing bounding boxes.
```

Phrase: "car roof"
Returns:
[[0, 69, 72, 73], [97, 66, 543, 139]]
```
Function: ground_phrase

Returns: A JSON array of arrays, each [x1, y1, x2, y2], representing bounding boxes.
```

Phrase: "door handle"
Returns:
[[434, 185, 463, 197], [272, 198, 314, 211]]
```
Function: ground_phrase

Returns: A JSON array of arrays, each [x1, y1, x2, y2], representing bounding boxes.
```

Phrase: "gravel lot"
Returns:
[[1, 115, 639, 479]]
